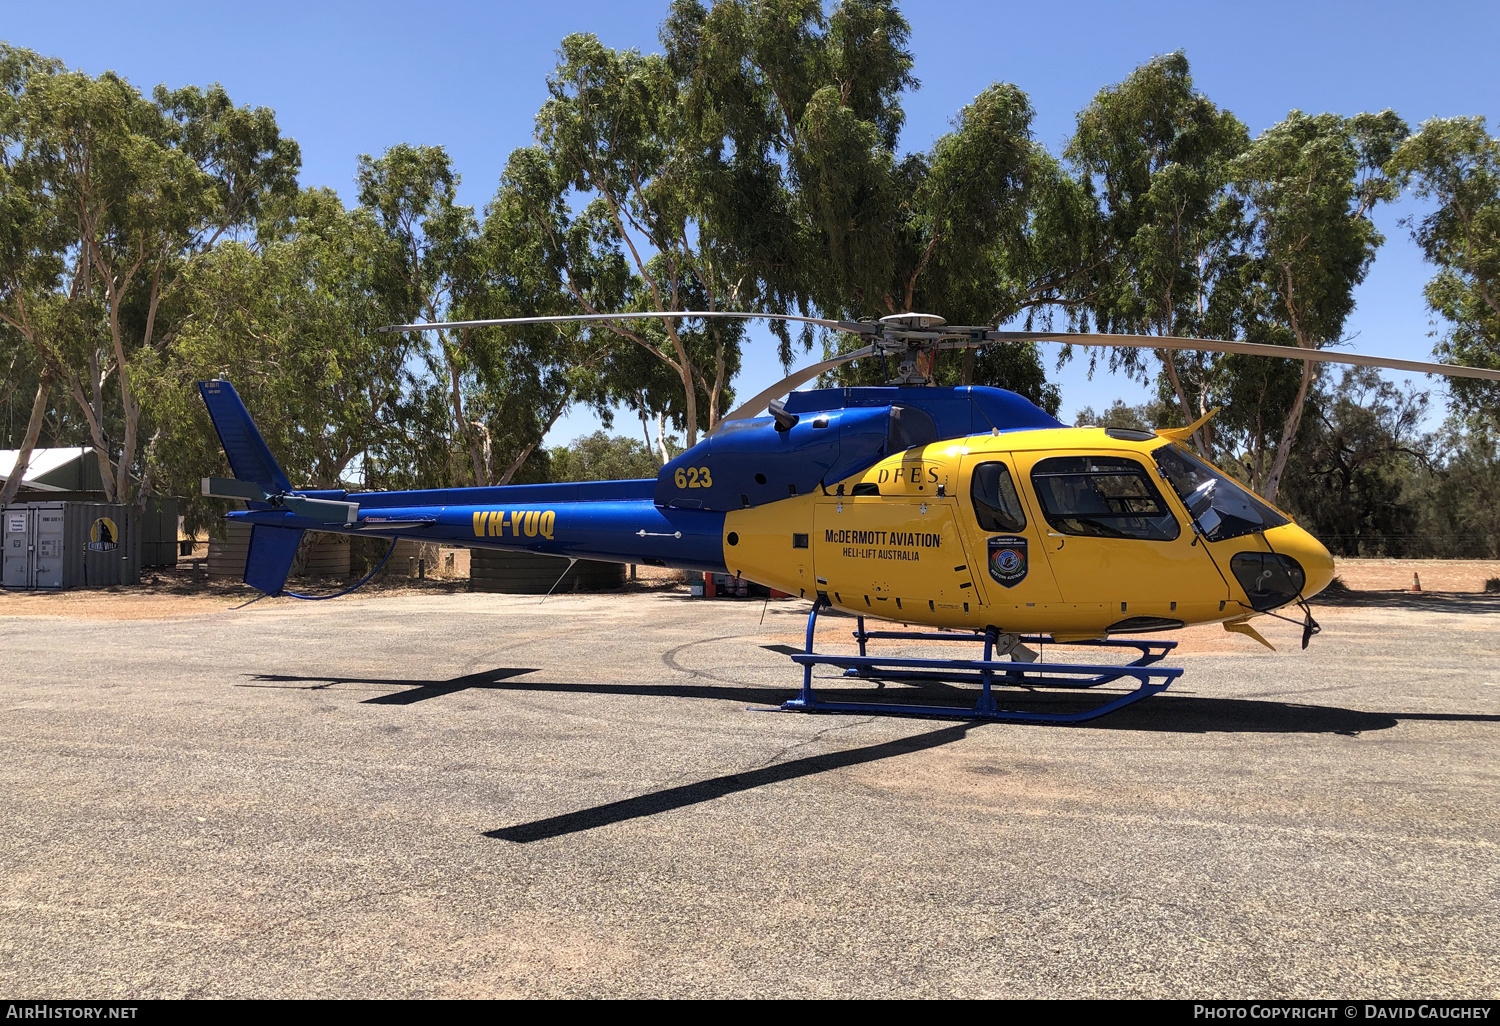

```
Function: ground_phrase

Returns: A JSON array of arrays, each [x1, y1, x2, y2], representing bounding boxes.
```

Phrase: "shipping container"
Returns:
[[1, 502, 140, 589]]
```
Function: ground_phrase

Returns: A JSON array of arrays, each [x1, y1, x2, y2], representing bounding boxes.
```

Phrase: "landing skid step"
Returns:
[[775, 598, 1183, 724]]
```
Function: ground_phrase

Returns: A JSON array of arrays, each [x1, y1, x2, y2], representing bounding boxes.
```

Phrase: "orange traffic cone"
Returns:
[[1411, 572, 1422, 593]]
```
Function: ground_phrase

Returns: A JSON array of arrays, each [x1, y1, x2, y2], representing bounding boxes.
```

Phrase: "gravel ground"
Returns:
[[1, 589, 1497, 998]]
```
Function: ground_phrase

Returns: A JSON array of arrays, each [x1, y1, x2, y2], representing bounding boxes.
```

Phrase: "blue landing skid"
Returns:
[[779, 597, 1183, 725]]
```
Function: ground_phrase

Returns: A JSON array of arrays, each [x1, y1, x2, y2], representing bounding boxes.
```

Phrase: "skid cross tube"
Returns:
[[783, 598, 1182, 724], [850, 615, 1176, 673]]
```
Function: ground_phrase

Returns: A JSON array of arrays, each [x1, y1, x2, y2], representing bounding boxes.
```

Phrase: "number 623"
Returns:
[[674, 466, 713, 489]]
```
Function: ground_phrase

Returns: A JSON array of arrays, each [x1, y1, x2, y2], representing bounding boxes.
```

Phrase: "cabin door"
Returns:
[[1012, 450, 1228, 625], [955, 454, 1062, 621]]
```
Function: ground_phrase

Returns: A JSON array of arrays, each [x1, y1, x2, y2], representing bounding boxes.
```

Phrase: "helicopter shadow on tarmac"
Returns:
[[477, 689, 1500, 844], [238, 666, 1499, 844], [240, 668, 542, 705], [241, 657, 1500, 737], [238, 667, 1497, 734]]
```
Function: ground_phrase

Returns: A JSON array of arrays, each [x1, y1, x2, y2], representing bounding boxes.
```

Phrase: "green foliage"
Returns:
[[522, 28, 754, 444], [1066, 52, 1249, 453], [1388, 116, 1500, 413], [1, 46, 300, 504], [1070, 52, 1250, 341], [1277, 369, 1430, 555], [1073, 399, 1162, 431], [1229, 108, 1408, 499], [1275, 368, 1500, 559], [146, 187, 401, 531], [1414, 417, 1500, 558], [548, 431, 675, 483]]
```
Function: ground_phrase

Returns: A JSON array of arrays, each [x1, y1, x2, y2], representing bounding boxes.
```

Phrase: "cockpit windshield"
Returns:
[[1152, 444, 1289, 542]]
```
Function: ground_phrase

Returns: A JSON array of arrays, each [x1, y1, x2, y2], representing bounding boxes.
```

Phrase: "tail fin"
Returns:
[[200, 380, 303, 596], [198, 380, 292, 495], [245, 525, 304, 596]]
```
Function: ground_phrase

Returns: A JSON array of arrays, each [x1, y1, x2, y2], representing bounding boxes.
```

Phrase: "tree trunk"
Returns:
[[708, 331, 726, 428], [497, 401, 569, 486], [665, 319, 698, 448], [1159, 349, 1209, 457], [1262, 358, 1317, 503], [0, 375, 51, 506], [439, 334, 483, 486], [497, 442, 536, 486], [69, 362, 117, 502], [103, 279, 141, 505], [637, 400, 659, 465]]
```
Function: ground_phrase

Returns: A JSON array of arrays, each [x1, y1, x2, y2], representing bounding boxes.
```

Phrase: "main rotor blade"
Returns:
[[378, 310, 872, 335], [946, 331, 1500, 383], [713, 345, 879, 429]]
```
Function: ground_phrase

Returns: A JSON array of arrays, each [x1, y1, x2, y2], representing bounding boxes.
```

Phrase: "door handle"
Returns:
[[1046, 531, 1065, 549]]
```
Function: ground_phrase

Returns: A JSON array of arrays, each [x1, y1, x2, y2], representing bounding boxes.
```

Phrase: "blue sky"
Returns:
[[7, 0, 1497, 441]]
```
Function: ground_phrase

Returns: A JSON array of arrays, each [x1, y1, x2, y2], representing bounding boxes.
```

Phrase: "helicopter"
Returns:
[[198, 311, 1500, 724]]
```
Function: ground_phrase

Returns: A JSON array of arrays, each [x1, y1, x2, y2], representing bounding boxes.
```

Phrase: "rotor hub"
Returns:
[[879, 312, 947, 331]]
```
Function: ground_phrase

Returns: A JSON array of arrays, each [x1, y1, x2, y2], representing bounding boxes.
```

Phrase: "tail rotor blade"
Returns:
[[202, 476, 270, 502]]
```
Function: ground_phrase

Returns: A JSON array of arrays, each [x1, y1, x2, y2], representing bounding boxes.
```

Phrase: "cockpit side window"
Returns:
[[1152, 444, 1289, 542], [1030, 455, 1180, 541], [970, 462, 1026, 533], [887, 404, 938, 453]]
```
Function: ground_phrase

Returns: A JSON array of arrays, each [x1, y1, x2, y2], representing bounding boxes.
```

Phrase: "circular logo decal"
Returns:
[[88, 517, 119, 552], [987, 535, 1028, 588]]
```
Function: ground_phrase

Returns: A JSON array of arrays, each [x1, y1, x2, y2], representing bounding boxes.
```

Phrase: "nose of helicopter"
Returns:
[[1266, 523, 1336, 599]]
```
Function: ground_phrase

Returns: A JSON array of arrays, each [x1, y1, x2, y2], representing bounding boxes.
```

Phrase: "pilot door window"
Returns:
[[970, 462, 1027, 533], [1029, 456, 1180, 541]]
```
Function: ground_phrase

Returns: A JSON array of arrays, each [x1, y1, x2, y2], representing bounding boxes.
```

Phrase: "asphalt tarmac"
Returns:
[[2, 589, 1497, 998]]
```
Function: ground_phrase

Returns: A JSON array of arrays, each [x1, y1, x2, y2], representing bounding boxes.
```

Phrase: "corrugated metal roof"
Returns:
[[0, 447, 95, 483]]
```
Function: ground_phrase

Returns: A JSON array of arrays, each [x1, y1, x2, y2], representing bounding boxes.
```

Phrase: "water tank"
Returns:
[[470, 548, 626, 594]]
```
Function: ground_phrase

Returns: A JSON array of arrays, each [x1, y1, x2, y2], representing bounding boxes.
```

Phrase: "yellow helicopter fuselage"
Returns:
[[723, 427, 1334, 638]]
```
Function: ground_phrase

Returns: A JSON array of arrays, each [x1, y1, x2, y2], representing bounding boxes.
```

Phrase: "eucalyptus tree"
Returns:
[[661, 0, 916, 353], [356, 144, 490, 485], [1276, 368, 1431, 556], [521, 31, 757, 447], [1388, 116, 1500, 415], [462, 144, 636, 484], [1230, 109, 1408, 501], [666, 1, 1077, 404], [815, 81, 1095, 411], [1066, 52, 1250, 456], [548, 430, 670, 483], [8, 59, 298, 504], [0, 46, 66, 505], [146, 186, 407, 530]]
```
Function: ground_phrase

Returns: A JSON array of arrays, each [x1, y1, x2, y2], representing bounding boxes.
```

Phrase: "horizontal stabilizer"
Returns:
[[280, 495, 358, 525], [203, 476, 357, 525], [245, 525, 304, 596]]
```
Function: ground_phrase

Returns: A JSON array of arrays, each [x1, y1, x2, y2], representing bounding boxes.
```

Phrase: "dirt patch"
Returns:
[[1332, 557, 1500, 593], [8, 555, 1496, 624], [0, 585, 252, 621], [0, 558, 687, 620]]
